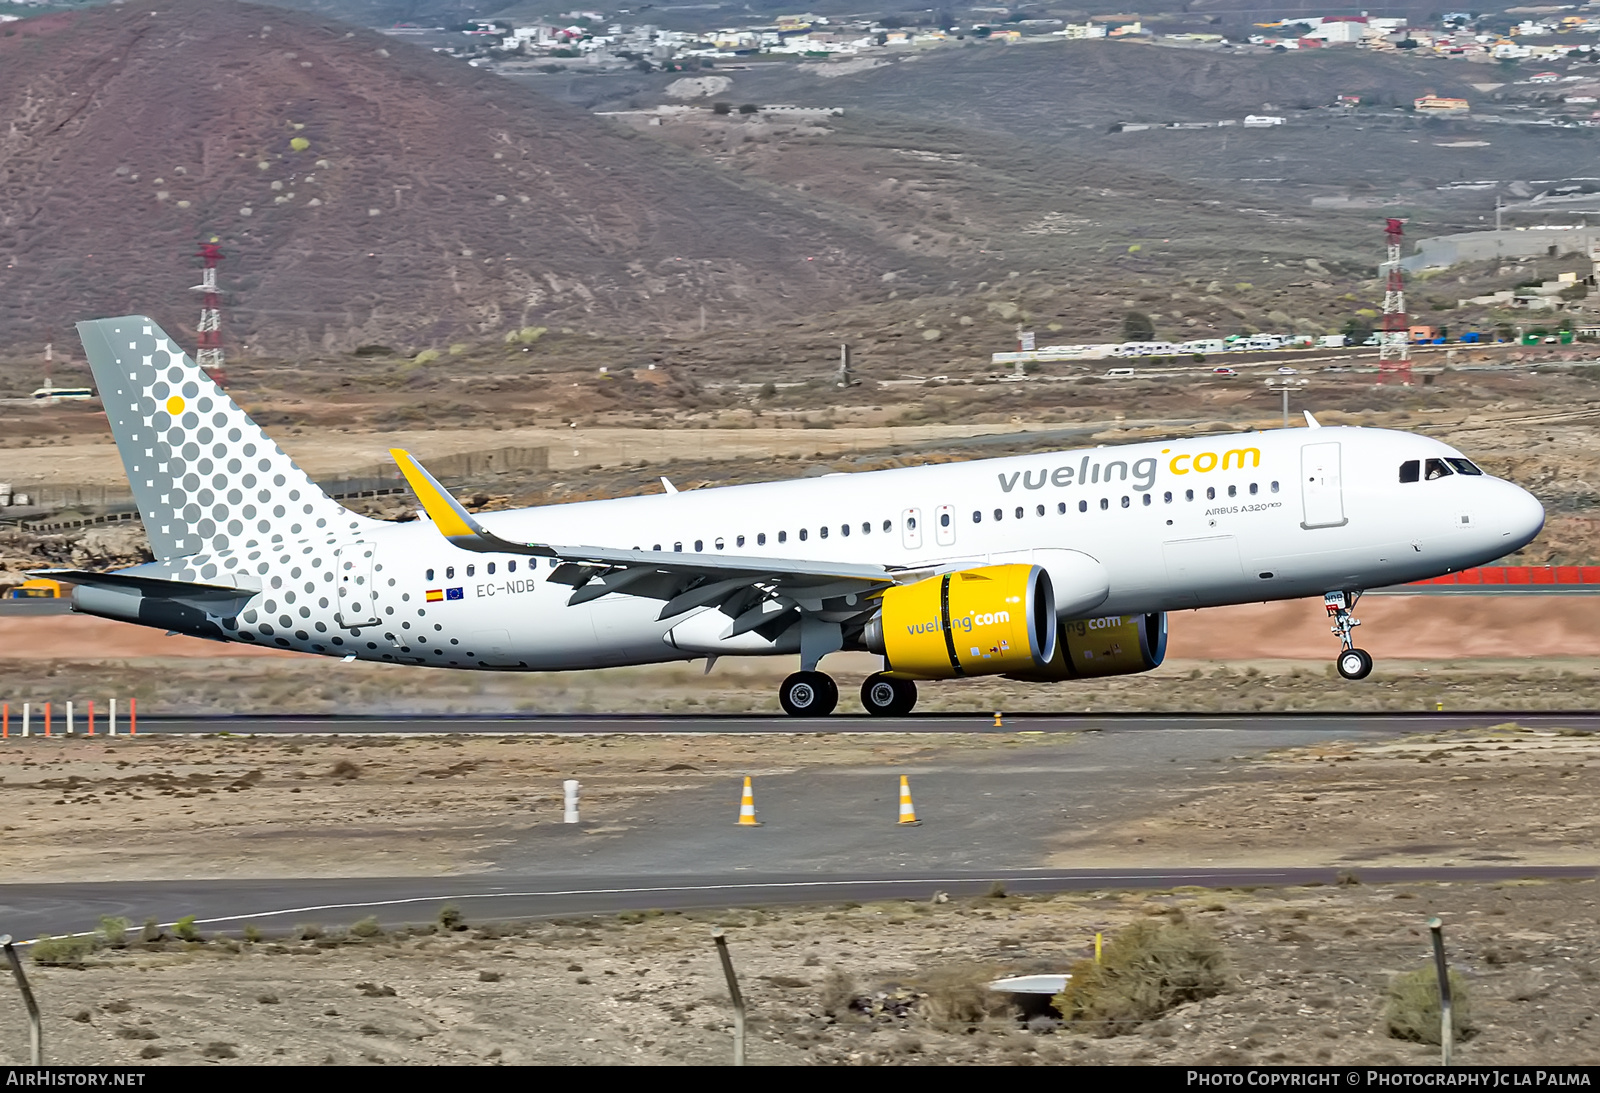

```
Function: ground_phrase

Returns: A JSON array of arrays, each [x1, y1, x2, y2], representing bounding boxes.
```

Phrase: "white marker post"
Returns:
[[108, 699, 116, 737], [65, 701, 73, 737], [20, 704, 28, 739], [563, 779, 580, 824]]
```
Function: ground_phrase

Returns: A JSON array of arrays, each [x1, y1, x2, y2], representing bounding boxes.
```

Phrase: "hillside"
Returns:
[[0, 0, 926, 353]]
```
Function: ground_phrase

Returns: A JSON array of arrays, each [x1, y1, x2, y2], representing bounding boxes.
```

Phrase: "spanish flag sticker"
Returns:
[[425, 589, 444, 603]]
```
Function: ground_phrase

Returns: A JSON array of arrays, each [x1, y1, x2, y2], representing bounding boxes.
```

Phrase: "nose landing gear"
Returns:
[[1325, 590, 1373, 680]]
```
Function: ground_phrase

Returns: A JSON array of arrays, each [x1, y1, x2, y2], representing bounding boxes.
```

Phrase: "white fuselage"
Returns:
[[173, 424, 1538, 672]]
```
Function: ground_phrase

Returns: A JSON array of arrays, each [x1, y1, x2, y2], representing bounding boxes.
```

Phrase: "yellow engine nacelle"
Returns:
[[863, 564, 1057, 680], [1008, 612, 1168, 681]]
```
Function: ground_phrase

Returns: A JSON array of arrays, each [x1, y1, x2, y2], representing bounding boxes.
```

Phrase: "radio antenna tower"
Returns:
[[192, 239, 226, 379], [1378, 218, 1412, 384]]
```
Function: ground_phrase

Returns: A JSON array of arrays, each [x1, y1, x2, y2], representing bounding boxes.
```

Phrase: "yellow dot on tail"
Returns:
[[165, 396, 185, 415]]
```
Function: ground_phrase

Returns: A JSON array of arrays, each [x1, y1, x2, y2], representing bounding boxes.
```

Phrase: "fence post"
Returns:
[[87, 700, 94, 737], [1429, 917, 1453, 1066], [2, 703, 6, 740], [43, 703, 49, 738], [20, 704, 27, 739], [563, 779, 580, 823], [65, 701, 73, 737], [0, 936, 41, 1065], [129, 698, 136, 736], [108, 698, 116, 737], [711, 929, 746, 1066]]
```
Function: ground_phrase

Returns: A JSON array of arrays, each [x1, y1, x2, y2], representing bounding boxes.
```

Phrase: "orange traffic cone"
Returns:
[[736, 776, 761, 827], [897, 775, 921, 826]]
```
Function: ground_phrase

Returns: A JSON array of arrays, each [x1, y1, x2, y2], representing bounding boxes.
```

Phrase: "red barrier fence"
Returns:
[[1405, 566, 1600, 588]]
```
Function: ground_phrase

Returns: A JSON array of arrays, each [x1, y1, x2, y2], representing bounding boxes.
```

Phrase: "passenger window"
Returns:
[[1142, 494, 1151, 506], [426, 568, 435, 581], [973, 510, 982, 523], [652, 544, 661, 552], [882, 520, 891, 532], [715, 538, 725, 550], [1205, 487, 1215, 501], [467, 564, 475, 577], [1035, 504, 1045, 517], [778, 531, 787, 543], [508, 560, 516, 573], [939, 512, 950, 528], [1185, 489, 1194, 502], [1227, 485, 1236, 498], [799, 529, 808, 541], [1057, 502, 1066, 514], [862, 522, 871, 534], [1014, 506, 1024, 519], [1248, 483, 1258, 496], [1270, 481, 1280, 493], [1163, 491, 1172, 503], [819, 527, 828, 539], [841, 524, 850, 537], [1121, 496, 1130, 509], [446, 566, 455, 579], [1079, 500, 1087, 513], [694, 540, 704, 551], [1099, 498, 1108, 511], [1446, 458, 1483, 476], [1399, 460, 1420, 483], [674, 542, 683, 552], [736, 535, 745, 547], [1425, 458, 1453, 480], [906, 516, 917, 529], [757, 533, 766, 546], [994, 508, 1003, 521], [487, 562, 496, 575]]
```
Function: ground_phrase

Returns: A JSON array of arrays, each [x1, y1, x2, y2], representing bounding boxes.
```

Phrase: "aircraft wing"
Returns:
[[390, 449, 905, 623]]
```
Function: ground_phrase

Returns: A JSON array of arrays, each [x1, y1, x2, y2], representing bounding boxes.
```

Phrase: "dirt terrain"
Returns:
[[0, 725, 1595, 1065]]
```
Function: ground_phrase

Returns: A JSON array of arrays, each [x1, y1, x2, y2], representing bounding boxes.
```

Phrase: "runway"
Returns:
[[128, 710, 1600, 735], [0, 865, 1593, 943]]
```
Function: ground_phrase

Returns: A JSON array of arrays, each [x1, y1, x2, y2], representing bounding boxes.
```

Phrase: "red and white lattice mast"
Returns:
[[1378, 217, 1412, 383], [192, 239, 226, 380]]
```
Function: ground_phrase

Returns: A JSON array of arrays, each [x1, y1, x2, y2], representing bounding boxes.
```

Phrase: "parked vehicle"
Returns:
[[1103, 367, 1137, 378], [1211, 367, 1238, 376], [1319, 335, 1348, 349], [6, 579, 65, 599]]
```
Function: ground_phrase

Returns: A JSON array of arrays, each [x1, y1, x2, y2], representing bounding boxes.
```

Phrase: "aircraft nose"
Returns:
[[1498, 482, 1545, 550]]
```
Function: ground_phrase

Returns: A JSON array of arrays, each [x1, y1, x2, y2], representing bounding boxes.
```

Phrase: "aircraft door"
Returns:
[[934, 504, 956, 547], [1300, 442, 1347, 530], [901, 508, 923, 551], [335, 542, 380, 628]]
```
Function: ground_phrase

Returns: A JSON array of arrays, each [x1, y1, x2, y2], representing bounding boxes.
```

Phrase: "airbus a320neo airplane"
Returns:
[[42, 316, 1545, 717]]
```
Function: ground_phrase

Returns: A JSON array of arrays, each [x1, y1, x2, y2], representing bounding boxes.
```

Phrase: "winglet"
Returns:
[[1303, 411, 1321, 429], [660, 476, 678, 495], [390, 448, 485, 544]]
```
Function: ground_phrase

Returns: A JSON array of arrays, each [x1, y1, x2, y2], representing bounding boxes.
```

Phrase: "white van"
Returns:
[[1183, 339, 1228, 354], [30, 384, 94, 403], [1103, 367, 1137, 378]]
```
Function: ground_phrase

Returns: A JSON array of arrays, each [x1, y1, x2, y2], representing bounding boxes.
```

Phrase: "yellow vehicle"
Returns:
[[6, 578, 66, 599]]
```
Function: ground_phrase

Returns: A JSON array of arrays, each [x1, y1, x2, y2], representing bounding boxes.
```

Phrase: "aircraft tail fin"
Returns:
[[77, 316, 370, 562]]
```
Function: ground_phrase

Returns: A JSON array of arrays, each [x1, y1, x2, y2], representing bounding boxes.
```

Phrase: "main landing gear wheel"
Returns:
[[860, 673, 918, 717], [1337, 648, 1374, 681], [779, 671, 838, 717]]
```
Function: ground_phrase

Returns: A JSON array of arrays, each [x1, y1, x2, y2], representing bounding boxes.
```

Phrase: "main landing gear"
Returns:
[[776, 671, 920, 716], [778, 671, 838, 717], [860, 673, 918, 717], [1325, 590, 1373, 680]]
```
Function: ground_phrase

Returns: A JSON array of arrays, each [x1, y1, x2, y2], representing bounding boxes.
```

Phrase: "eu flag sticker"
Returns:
[[446, 587, 465, 601]]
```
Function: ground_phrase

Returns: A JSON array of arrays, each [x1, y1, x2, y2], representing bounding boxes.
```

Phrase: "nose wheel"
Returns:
[[1325, 590, 1373, 680], [779, 671, 838, 717], [860, 673, 918, 717]]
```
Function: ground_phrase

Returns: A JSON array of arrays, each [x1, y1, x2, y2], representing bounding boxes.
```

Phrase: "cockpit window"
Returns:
[[1424, 458, 1453, 480], [1446, 458, 1484, 476], [1399, 460, 1420, 484]]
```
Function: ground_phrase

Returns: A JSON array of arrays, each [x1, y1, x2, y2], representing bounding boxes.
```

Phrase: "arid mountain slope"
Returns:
[[0, 0, 921, 353]]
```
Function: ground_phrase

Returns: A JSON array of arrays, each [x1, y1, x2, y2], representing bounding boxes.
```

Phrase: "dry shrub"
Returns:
[[1054, 919, 1230, 1036], [1385, 967, 1473, 1044], [820, 968, 855, 1017], [917, 964, 1008, 1026]]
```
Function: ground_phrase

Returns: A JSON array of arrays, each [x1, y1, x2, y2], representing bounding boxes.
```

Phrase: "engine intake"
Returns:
[[863, 564, 1056, 680], [1008, 612, 1168, 681]]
